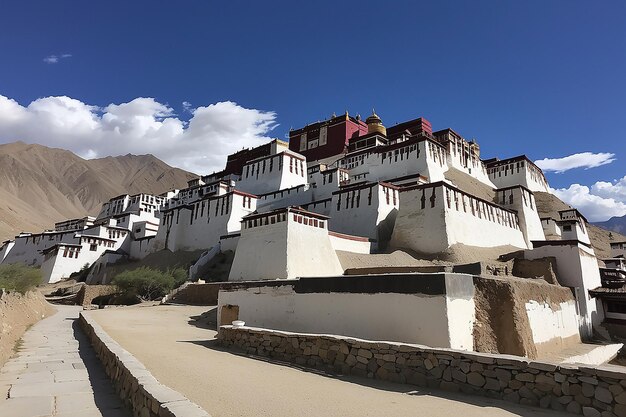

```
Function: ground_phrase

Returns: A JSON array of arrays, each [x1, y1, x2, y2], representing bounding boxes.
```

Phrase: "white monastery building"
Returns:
[[0, 109, 613, 348]]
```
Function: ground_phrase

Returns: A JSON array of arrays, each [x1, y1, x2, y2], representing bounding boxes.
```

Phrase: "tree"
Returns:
[[112, 267, 180, 301]]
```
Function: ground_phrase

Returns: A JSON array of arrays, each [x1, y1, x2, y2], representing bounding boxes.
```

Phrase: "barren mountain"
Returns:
[[594, 215, 626, 235], [0, 141, 196, 241]]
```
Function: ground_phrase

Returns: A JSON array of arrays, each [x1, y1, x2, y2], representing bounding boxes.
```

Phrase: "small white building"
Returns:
[[228, 207, 344, 281], [152, 190, 258, 252], [237, 150, 308, 196]]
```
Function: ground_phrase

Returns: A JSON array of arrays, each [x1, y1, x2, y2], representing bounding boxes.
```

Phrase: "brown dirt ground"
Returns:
[[0, 291, 55, 368], [473, 275, 577, 359]]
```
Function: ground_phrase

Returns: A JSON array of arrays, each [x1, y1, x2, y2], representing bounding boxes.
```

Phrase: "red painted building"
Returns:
[[288, 113, 368, 162]]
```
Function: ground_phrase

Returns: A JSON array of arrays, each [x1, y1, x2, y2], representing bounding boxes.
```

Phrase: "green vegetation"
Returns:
[[0, 264, 42, 294], [112, 267, 187, 301]]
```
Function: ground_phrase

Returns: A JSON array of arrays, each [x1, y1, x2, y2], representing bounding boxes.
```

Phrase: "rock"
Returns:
[[430, 366, 444, 379], [539, 395, 551, 409], [558, 395, 573, 404], [346, 355, 357, 366], [614, 404, 626, 417], [582, 407, 601, 417], [503, 392, 520, 403], [467, 372, 486, 387], [583, 383, 596, 398], [484, 378, 500, 391], [595, 386, 613, 404], [424, 358, 434, 370], [616, 391, 626, 405], [611, 384, 625, 396], [515, 373, 535, 382], [459, 362, 470, 373], [569, 384, 583, 396], [519, 386, 538, 400], [495, 368, 511, 382], [554, 373, 566, 383], [566, 401, 582, 415], [580, 376, 599, 385], [509, 380, 524, 390], [535, 374, 555, 386], [451, 368, 466, 383], [357, 349, 373, 359]]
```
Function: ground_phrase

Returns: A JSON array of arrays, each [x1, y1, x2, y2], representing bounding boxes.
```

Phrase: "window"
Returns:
[[299, 133, 307, 151], [563, 225, 572, 232], [607, 302, 626, 314], [90, 244, 97, 251], [319, 126, 328, 146]]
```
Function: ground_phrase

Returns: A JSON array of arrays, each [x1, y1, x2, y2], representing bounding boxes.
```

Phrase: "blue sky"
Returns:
[[0, 1, 625, 220]]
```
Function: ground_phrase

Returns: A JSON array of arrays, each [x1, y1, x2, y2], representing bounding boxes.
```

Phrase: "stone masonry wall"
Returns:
[[76, 284, 119, 306], [219, 326, 626, 417], [79, 312, 210, 417]]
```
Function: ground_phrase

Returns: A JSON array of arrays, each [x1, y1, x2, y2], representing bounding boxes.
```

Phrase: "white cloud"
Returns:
[[591, 176, 626, 201], [0, 94, 278, 174], [552, 184, 626, 222], [43, 54, 73, 64], [535, 152, 616, 173]]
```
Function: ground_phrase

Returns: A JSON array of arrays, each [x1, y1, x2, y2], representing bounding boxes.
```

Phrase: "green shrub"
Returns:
[[112, 267, 182, 301], [0, 264, 42, 294], [168, 267, 188, 288]]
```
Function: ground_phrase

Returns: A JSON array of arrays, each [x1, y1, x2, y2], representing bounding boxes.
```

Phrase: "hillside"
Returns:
[[534, 191, 626, 261], [0, 141, 197, 241], [595, 215, 626, 235]]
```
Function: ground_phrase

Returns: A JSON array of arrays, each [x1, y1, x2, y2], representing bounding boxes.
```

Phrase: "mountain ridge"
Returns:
[[0, 141, 197, 241], [594, 215, 626, 235]]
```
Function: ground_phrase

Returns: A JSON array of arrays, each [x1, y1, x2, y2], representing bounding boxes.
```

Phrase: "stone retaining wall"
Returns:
[[219, 326, 626, 416], [169, 283, 220, 305], [79, 312, 210, 417], [77, 284, 119, 306]]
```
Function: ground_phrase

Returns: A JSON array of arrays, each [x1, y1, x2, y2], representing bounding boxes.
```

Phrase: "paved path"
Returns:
[[0, 305, 130, 417], [91, 304, 572, 417]]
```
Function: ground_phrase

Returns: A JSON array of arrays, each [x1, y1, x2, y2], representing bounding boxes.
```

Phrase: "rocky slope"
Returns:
[[0, 141, 196, 241]]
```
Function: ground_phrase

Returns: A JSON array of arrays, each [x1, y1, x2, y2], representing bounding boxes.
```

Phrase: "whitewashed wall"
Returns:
[[237, 152, 307, 196], [391, 184, 528, 254], [525, 242, 603, 338], [218, 276, 475, 350], [155, 192, 256, 252], [541, 218, 562, 240], [496, 187, 546, 246], [328, 232, 373, 254], [525, 300, 580, 356], [286, 219, 343, 278], [488, 160, 549, 193], [229, 211, 343, 281], [329, 183, 399, 242], [228, 219, 288, 281], [1, 231, 79, 267]]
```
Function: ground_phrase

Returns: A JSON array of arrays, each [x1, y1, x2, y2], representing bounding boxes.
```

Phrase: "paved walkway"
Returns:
[[0, 305, 130, 417]]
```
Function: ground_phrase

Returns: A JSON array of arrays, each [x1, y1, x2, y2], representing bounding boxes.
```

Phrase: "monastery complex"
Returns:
[[2, 109, 626, 369]]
